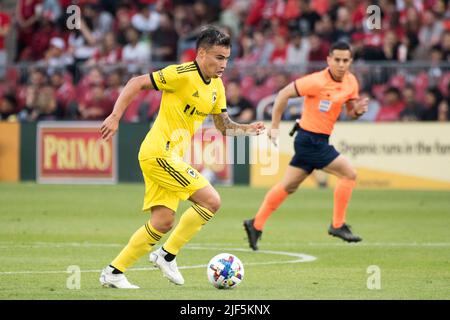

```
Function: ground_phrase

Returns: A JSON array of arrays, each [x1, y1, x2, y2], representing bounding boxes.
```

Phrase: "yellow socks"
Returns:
[[163, 204, 214, 255], [111, 204, 214, 270], [111, 221, 163, 272]]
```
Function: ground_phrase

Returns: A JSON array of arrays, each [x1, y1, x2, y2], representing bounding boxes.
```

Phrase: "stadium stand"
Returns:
[[0, 0, 450, 122]]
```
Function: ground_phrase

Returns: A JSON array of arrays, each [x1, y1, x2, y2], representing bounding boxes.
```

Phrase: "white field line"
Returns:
[[0, 241, 449, 249], [0, 245, 316, 275], [306, 242, 450, 247], [1, 241, 448, 275]]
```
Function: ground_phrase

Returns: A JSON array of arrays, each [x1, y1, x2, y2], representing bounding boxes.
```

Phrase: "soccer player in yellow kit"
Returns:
[[99, 26, 265, 288]]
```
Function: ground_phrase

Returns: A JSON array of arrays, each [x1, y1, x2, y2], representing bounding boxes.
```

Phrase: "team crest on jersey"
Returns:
[[212, 91, 217, 104], [186, 167, 198, 179]]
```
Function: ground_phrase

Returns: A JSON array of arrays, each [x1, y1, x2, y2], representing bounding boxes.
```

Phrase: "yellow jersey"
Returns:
[[138, 61, 227, 159]]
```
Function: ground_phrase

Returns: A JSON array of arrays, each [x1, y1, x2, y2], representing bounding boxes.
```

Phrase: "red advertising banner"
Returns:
[[37, 122, 117, 184]]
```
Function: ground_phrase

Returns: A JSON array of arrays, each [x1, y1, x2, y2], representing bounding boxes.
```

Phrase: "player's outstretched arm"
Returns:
[[101, 74, 154, 140], [212, 112, 265, 136]]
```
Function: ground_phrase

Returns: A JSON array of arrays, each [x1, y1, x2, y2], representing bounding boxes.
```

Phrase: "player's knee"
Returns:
[[345, 169, 357, 181], [284, 181, 299, 194], [154, 217, 174, 233], [164, 217, 176, 231], [202, 194, 221, 213], [150, 209, 176, 233], [210, 195, 222, 213]]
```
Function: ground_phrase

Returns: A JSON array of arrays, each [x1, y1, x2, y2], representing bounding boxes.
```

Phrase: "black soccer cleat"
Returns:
[[243, 219, 262, 251], [328, 223, 362, 243]]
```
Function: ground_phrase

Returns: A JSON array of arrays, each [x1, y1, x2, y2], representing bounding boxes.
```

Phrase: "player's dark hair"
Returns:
[[329, 41, 353, 57], [196, 25, 231, 50]]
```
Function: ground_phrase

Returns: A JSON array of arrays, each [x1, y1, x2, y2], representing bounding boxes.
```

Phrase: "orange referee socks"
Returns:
[[254, 183, 289, 231], [333, 178, 356, 228]]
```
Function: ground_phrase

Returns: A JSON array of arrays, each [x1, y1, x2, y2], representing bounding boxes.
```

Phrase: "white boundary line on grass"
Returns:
[[1, 240, 449, 275], [0, 244, 316, 275], [0, 241, 449, 249], [306, 242, 450, 247]]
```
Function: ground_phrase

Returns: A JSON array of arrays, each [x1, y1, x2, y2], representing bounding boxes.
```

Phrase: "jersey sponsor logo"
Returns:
[[157, 70, 166, 84], [212, 91, 217, 104], [186, 167, 199, 179], [319, 100, 332, 112], [192, 91, 199, 98], [195, 110, 208, 117], [183, 105, 208, 117]]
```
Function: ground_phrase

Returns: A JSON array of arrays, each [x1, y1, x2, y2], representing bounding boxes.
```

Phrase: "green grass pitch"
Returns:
[[0, 183, 449, 299]]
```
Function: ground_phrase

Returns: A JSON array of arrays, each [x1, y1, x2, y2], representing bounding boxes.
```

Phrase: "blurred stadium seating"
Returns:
[[0, 0, 449, 123]]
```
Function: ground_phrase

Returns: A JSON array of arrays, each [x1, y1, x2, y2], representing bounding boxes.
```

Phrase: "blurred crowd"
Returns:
[[0, 0, 450, 123]]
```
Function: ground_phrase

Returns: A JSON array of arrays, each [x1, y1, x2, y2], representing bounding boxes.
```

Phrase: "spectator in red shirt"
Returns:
[[20, 17, 60, 61], [308, 33, 329, 62], [105, 70, 123, 107], [77, 84, 113, 120], [16, 0, 42, 61], [376, 87, 406, 121], [76, 67, 105, 101], [49, 70, 76, 114], [0, 3, 11, 78], [270, 34, 288, 64], [245, 0, 265, 27], [88, 32, 122, 65]]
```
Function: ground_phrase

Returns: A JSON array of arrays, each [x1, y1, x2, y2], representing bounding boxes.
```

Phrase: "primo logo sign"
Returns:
[[37, 122, 117, 184]]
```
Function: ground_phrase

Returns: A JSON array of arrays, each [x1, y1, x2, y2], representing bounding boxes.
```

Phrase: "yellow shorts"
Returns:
[[139, 154, 209, 212]]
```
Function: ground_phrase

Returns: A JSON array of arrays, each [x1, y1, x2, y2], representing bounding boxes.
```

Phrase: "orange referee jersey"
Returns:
[[294, 68, 359, 135]]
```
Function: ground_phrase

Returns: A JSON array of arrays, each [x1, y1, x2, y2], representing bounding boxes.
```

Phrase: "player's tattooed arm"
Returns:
[[212, 112, 265, 136]]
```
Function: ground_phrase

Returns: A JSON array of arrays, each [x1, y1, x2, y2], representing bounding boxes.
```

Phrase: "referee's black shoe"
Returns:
[[243, 219, 262, 251], [328, 223, 362, 243]]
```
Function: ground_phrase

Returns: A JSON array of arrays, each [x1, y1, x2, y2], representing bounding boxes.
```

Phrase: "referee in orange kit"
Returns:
[[244, 41, 369, 250]]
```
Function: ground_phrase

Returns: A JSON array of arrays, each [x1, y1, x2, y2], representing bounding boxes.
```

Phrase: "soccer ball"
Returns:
[[206, 253, 244, 289]]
